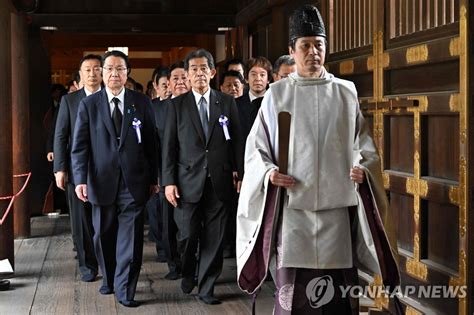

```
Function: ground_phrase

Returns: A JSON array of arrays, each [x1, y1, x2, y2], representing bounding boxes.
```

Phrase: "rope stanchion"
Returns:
[[0, 172, 32, 226]]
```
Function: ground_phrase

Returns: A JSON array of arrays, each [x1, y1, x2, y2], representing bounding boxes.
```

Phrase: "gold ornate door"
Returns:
[[325, 0, 469, 314]]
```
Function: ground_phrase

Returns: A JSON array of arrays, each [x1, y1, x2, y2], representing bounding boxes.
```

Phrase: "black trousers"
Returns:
[[174, 178, 228, 297], [160, 192, 181, 273], [66, 183, 97, 277], [146, 193, 163, 253], [92, 176, 144, 301]]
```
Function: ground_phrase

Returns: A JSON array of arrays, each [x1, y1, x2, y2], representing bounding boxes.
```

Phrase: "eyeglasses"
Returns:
[[103, 66, 128, 73]]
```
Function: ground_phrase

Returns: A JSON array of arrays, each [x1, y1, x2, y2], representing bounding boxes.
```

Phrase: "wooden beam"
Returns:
[[30, 13, 235, 33]]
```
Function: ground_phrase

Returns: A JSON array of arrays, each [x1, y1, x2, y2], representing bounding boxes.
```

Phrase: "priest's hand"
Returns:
[[350, 167, 365, 183], [165, 185, 180, 207], [269, 170, 296, 188], [75, 184, 88, 202]]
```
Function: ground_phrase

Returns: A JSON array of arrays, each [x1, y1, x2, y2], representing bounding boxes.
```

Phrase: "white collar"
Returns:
[[192, 88, 211, 105], [248, 90, 262, 102], [105, 87, 125, 104], [84, 86, 101, 97]]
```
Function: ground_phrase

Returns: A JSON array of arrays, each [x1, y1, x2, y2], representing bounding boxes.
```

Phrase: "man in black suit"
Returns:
[[71, 50, 158, 307], [153, 62, 190, 280], [219, 70, 245, 99], [54, 54, 102, 282], [147, 67, 169, 263], [236, 56, 272, 141], [162, 49, 243, 305]]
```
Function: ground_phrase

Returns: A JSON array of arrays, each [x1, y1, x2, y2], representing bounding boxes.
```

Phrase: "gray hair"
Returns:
[[273, 55, 295, 74]]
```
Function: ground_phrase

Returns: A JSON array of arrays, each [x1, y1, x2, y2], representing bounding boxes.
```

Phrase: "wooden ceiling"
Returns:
[[26, 0, 238, 33]]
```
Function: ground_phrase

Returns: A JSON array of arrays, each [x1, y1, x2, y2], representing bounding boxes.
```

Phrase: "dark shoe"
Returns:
[[164, 270, 180, 280], [99, 285, 114, 295], [0, 280, 10, 291], [81, 273, 97, 282], [119, 300, 139, 307], [199, 295, 221, 305], [181, 277, 196, 294]]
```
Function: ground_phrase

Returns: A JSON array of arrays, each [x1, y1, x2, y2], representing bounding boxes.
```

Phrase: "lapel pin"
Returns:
[[219, 115, 231, 141]]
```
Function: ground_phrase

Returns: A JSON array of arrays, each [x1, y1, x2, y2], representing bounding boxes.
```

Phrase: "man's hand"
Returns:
[[350, 167, 365, 183], [232, 171, 242, 193], [269, 170, 296, 188], [149, 184, 159, 196], [165, 185, 180, 207], [47, 152, 54, 162], [75, 184, 88, 202], [54, 171, 68, 191]]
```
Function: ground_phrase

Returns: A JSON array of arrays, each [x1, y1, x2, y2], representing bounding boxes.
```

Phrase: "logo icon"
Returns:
[[306, 275, 335, 308]]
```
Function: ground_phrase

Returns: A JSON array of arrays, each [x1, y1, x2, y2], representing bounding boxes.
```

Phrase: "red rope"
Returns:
[[0, 172, 32, 225]]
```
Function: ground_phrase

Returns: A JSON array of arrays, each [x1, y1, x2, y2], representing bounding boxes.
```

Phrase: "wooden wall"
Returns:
[[325, 0, 469, 314], [43, 32, 215, 86]]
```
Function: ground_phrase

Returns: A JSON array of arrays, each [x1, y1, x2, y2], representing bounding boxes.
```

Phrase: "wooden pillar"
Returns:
[[239, 25, 249, 61], [11, 11, 31, 238], [0, 0, 14, 268], [269, 6, 288, 63]]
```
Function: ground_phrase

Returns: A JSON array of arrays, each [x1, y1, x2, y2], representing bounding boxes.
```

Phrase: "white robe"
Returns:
[[237, 70, 400, 294]]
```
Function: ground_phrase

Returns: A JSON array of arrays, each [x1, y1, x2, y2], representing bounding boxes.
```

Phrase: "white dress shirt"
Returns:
[[192, 88, 211, 120], [84, 86, 101, 97], [106, 87, 125, 116], [249, 90, 261, 102]]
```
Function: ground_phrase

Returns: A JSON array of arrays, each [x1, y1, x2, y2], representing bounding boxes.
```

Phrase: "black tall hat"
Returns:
[[289, 4, 326, 41]]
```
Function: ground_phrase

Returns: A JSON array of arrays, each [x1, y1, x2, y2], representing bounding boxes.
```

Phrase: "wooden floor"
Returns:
[[0, 215, 276, 315]]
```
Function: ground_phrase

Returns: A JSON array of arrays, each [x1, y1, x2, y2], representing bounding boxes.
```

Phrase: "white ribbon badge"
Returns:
[[219, 115, 231, 140], [132, 118, 142, 143]]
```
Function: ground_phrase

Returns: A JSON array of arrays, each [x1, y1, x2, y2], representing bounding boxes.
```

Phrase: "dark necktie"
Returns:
[[112, 97, 122, 139], [198, 96, 208, 138]]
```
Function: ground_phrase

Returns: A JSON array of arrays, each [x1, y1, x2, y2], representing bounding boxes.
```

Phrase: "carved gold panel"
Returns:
[[382, 53, 390, 68], [449, 186, 460, 206], [406, 258, 428, 281], [371, 275, 389, 310], [459, 157, 467, 237], [367, 56, 374, 71], [406, 45, 429, 64], [339, 60, 354, 75], [382, 172, 390, 189], [449, 94, 460, 112], [407, 96, 429, 112], [449, 37, 460, 57], [406, 178, 428, 197], [406, 306, 423, 315]]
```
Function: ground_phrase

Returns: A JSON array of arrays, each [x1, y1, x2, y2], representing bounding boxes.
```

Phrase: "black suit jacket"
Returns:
[[71, 88, 158, 206], [46, 101, 60, 153], [162, 89, 243, 203], [151, 97, 170, 185], [53, 88, 88, 185], [152, 98, 169, 140], [235, 92, 263, 141]]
